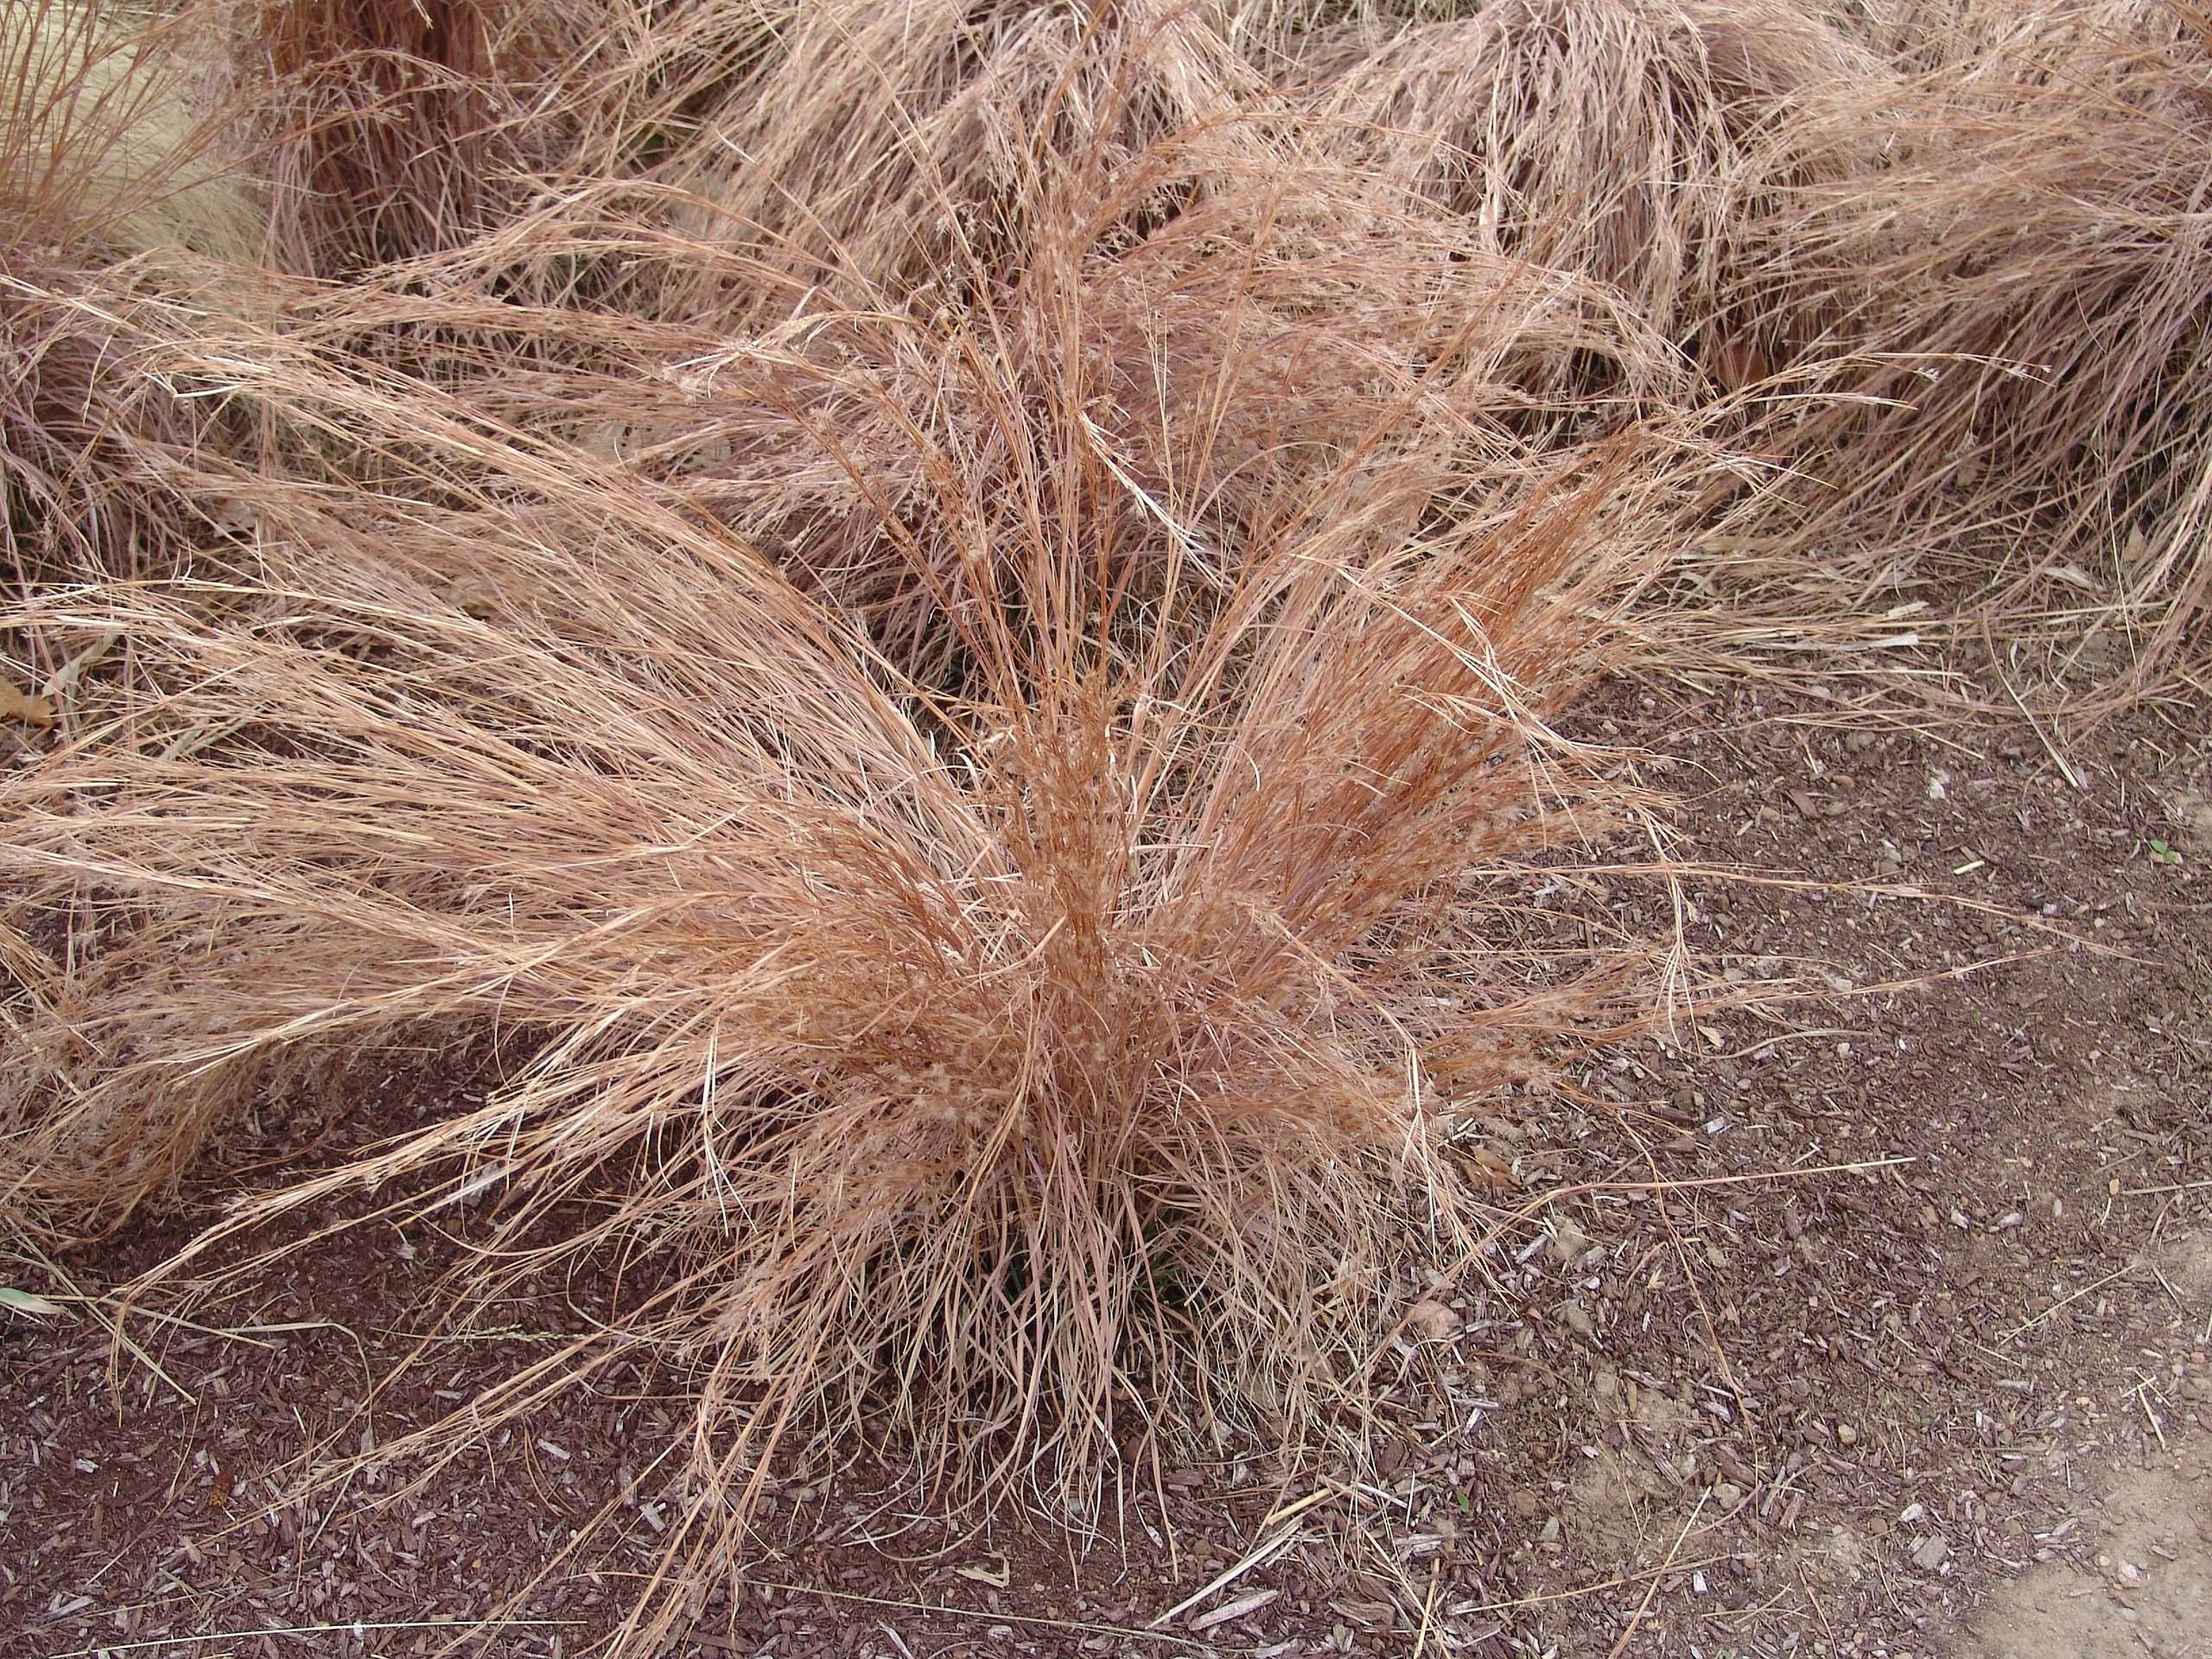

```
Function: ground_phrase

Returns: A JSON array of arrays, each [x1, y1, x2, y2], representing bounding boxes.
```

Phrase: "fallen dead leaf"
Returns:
[[1407, 1299, 1461, 1339], [1452, 1144, 1517, 1187], [0, 682, 56, 726]]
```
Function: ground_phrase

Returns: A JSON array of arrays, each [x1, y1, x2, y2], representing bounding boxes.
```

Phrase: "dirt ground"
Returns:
[[3, 671, 2208, 1658]]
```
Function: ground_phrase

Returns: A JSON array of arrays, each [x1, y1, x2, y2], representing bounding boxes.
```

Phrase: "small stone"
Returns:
[[1712, 1481, 1745, 1511], [1912, 1535, 1949, 1571], [1560, 1300, 1596, 1340], [1837, 1424, 1859, 1446], [2118, 1561, 2143, 1585]]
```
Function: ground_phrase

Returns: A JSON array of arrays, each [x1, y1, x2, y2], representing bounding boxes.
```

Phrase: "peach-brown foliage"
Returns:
[[1296, 0, 1891, 360], [1, 3, 258, 580], [3, 1, 259, 259], [1, 117, 1686, 1644], [225, 0, 589, 271], [22, 0, 2212, 1648], [641, 0, 1268, 315], [1733, 0, 2212, 657]]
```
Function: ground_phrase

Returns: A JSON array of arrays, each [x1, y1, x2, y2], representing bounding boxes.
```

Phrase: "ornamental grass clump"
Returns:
[[2, 2, 260, 580], [1730, 0, 2212, 664], [1, 118, 1689, 1645]]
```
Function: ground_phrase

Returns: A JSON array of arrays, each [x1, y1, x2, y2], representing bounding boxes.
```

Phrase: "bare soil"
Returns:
[[4, 675, 2208, 1659]]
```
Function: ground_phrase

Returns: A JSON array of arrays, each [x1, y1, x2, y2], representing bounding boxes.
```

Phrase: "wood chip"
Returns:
[[1190, 1588, 1279, 1631]]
